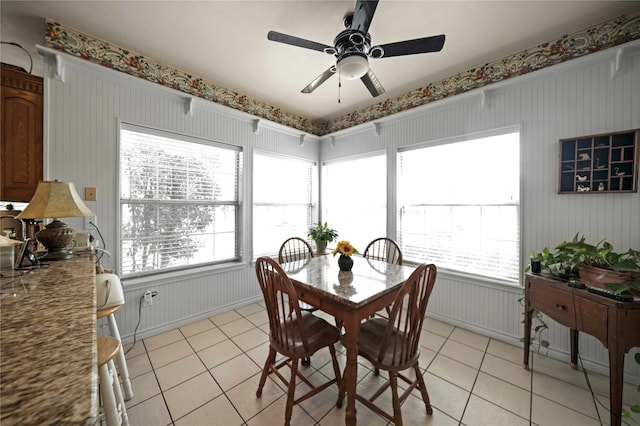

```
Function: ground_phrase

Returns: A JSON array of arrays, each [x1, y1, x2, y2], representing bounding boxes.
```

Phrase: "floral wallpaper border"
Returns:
[[45, 11, 640, 137]]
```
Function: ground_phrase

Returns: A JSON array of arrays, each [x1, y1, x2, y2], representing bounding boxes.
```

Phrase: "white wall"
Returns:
[[320, 43, 640, 381]]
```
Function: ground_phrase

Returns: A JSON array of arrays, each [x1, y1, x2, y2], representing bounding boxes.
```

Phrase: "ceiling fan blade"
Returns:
[[267, 31, 332, 53], [377, 34, 445, 58], [361, 69, 385, 97], [301, 66, 336, 94], [350, 0, 379, 34]]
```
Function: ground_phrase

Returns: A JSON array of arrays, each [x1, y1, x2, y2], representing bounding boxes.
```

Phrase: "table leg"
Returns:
[[609, 347, 625, 426], [343, 313, 361, 426], [569, 329, 579, 370], [523, 306, 533, 370]]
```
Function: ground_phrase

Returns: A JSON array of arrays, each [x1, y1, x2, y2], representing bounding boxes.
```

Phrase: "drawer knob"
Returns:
[[555, 303, 566, 310]]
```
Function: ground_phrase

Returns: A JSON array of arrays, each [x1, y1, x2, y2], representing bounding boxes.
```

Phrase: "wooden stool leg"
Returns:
[[99, 362, 119, 426], [107, 313, 134, 400]]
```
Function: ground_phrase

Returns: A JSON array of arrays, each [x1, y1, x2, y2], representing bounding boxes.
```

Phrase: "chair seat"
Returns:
[[276, 313, 340, 357], [356, 318, 419, 371]]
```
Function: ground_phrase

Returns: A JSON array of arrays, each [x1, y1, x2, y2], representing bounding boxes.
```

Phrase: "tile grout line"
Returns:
[[456, 334, 492, 425], [141, 338, 177, 426]]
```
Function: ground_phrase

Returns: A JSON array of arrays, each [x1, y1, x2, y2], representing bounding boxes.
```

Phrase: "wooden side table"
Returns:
[[523, 273, 640, 426]]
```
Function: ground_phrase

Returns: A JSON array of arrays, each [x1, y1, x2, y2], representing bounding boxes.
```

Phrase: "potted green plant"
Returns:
[[531, 233, 640, 295], [307, 222, 338, 253]]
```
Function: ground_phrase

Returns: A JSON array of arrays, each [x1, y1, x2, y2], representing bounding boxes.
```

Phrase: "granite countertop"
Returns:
[[1, 255, 97, 425]]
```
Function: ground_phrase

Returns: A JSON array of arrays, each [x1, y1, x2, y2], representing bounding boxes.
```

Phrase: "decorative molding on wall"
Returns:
[[44, 11, 640, 137]]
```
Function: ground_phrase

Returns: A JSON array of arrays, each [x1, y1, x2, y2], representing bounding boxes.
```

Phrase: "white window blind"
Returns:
[[322, 154, 386, 252], [398, 131, 520, 283], [253, 151, 317, 257], [119, 124, 242, 276]]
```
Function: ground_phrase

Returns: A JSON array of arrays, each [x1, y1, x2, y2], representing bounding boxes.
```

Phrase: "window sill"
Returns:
[[121, 261, 247, 290], [403, 259, 521, 291]]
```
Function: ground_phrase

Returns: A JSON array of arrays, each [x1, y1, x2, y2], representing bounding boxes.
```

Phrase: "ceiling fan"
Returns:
[[267, 0, 445, 97]]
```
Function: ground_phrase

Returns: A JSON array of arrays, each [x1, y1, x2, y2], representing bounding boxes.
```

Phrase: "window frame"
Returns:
[[252, 150, 318, 258], [117, 121, 243, 278], [321, 151, 388, 253], [396, 126, 521, 284]]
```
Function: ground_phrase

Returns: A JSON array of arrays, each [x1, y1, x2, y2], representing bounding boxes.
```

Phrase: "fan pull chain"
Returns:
[[338, 74, 341, 104]]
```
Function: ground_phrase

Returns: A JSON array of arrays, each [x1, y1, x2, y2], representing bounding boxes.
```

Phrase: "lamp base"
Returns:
[[39, 248, 74, 261], [36, 219, 76, 261]]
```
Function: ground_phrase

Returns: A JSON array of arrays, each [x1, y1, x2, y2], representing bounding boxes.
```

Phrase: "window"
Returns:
[[322, 154, 386, 252], [253, 152, 317, 257], [119, 124, 242, 276], [398, 130, 520, 283]]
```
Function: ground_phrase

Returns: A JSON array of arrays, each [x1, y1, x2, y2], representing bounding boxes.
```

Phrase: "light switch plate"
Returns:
[[85, 187, 96, 201]]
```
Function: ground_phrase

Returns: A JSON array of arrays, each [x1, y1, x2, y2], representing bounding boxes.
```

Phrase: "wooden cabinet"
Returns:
[[523, 274, 640, 426], [1, 63, 43, 202], [558, 129, 639, 193]]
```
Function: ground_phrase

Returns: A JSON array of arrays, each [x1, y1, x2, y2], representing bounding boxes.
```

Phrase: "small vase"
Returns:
[[338, 255, 353, 272]]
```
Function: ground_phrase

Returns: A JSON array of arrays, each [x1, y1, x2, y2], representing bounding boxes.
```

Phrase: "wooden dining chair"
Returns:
[[278, 237, 318, 365], [363, 237, 403, 323], [337, 263, 437, 426], [363, 237, 403, 265], [255, 257, 342, 426], [278, 236, 315, 263]]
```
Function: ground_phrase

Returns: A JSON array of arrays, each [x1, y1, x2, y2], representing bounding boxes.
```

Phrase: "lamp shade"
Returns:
[[16, 180, 94, 220]]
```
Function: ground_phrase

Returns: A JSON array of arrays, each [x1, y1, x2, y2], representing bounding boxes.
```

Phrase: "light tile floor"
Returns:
[[117, 302, 638, 425]]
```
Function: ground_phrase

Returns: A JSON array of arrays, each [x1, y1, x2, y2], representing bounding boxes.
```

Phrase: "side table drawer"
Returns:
[[528, 282, 576, 329], [574, 297, 608, 346]]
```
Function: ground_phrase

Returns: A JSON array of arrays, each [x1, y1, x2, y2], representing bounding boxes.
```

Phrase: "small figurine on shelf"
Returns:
[[578, 153, 590, 160], [577, 185, 590, 192], [598, 182, 605, 191], [576, 175, 587, 182]]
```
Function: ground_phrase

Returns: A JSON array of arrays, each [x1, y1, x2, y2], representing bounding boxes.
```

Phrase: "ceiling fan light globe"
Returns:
[[337, 54, 368, 80]]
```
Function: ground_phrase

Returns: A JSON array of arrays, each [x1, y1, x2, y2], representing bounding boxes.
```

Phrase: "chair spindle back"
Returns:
[[255, 256, 309, 356], [363, 237, 403, 265], [378, 264, 436, 367]]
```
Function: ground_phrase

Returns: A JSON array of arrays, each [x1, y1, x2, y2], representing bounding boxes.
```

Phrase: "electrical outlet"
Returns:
[[84, 216, 96, 230], [143, 290, 158, 307]]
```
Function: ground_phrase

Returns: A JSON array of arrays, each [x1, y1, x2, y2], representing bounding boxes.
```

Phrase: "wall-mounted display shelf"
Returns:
[[559, 129, 639, 194]]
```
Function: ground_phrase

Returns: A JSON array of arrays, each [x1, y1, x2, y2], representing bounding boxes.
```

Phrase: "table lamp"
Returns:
[[16, 180, 95, 261]]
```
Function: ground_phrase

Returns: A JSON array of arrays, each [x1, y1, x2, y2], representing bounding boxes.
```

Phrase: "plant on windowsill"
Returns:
[[307, 222, 338, 254]]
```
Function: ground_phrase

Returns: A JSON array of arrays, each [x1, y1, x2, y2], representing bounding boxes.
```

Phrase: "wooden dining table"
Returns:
[[282, 254, 416, 426]]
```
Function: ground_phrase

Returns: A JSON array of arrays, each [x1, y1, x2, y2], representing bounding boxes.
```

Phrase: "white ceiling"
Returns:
[[3, 1, 640, 122]]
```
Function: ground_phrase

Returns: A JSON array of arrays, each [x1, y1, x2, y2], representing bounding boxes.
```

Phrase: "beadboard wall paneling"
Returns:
[[42, 43, 640, 381], [320, 45, 640, 380]]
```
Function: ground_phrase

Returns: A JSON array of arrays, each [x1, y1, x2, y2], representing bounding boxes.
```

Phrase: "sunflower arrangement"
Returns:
[[332, 240, 359, 257]]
